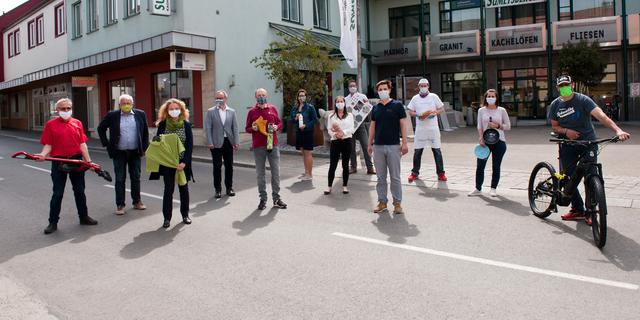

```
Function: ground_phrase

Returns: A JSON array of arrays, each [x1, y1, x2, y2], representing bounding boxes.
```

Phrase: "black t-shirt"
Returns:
[[371, 100, 406, 145], [548, 93, 597, 140]]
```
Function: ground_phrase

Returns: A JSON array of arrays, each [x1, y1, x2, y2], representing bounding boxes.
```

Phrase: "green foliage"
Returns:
[[251, 31, 342, 119], [557, 41, 607, 93]]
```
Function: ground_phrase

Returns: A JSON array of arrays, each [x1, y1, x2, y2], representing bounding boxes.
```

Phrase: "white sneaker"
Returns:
[[301, 175, 313, 181], [489, 188, 498, 197], [468, 189, 482, 197]]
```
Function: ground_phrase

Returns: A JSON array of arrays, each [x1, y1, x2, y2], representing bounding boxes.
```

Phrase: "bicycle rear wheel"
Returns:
[[528, 162, 558, 218], [587, 176, 607, 248]]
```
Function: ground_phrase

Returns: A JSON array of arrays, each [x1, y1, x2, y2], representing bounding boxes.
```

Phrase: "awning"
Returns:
[[0, 31, 216, 91], [268, 22, 373, 57]]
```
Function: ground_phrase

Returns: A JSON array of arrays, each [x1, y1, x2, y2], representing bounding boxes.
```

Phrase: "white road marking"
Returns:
[[0, 156, 4, 159], [23, 164, 51, 173], [101, 185, 208, 208], [332, 232, 639, 291]]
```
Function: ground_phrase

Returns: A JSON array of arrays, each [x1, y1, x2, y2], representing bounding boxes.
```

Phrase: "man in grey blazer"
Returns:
[[205, 90, 240, 198]]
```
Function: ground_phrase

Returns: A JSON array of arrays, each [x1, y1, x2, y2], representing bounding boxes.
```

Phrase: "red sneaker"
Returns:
[[585, 214, 593, 226], [408, 172, 418, 183], [438, 173, 448, 181], [561, 208, 586, 221]]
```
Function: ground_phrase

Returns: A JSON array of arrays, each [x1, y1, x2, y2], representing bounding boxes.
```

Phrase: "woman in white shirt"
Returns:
[[325, 96, 355, 195], [469, 89, 511, 197]]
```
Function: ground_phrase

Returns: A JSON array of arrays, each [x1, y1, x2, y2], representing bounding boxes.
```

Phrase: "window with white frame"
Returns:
[[282, 0, 301, 23], [7, 29, 20, 57], [105, 0, 118, 25], [28, 19, 36, 48], [87, 0, 99, 32], [125, 0, 140, 17], [36, 15, 44, 44], [72, 1, 82, 38], [313, 0, 329, 30], [55, 3, 66, 37]]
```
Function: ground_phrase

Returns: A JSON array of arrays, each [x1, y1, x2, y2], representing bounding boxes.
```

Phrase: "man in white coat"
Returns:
[[407, 78, 448, 182]]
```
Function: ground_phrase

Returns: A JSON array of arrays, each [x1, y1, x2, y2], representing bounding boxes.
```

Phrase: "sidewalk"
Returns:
[[2, 126, 639, 209]]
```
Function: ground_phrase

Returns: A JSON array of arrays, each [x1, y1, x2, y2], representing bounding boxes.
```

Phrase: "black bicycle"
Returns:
[[527, 134, 619, 248]]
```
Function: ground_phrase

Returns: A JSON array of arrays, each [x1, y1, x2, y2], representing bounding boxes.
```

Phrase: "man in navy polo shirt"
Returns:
[[367, 79, 409, 214]]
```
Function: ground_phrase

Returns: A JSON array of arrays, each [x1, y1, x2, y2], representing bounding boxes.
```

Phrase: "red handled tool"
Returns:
[[12, 151, 112, 182]]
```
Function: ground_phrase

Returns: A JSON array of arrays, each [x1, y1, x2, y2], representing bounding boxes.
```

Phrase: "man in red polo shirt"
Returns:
[[35, 98, 98, 234]]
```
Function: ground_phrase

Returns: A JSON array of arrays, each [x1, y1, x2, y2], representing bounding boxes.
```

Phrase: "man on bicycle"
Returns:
[[548, 74, 630, 224]]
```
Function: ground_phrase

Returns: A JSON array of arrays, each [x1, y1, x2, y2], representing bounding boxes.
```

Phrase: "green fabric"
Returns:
[[146, 133, 187, 186], [166, 118, 185, 131]]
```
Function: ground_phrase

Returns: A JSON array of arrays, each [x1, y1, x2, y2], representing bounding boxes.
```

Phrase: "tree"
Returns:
[[556, 41, 607, 94], [251, 31, 342, 121]]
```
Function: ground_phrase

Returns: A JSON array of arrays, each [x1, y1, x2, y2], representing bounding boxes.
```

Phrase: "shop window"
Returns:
[[282, 0, 301, 23], [497, 3, 546, 27], [108, 78, 136, 110], [440, 72, 482, 112], [153, 71, 193, 120], [558, 0, 615, 21], [313, 0, 329, 30], [55, 3, 66, 37], [389, 4, 430, 38], [498, 68, 548, 119], [439, 0, 480, 33]]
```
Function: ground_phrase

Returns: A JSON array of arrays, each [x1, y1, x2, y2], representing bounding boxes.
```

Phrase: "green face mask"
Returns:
[[559, 86, 573, 97], [120, 104, 133, 112]]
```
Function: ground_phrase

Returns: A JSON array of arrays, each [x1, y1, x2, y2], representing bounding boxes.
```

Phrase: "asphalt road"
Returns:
[[1, 135, 639, 320]]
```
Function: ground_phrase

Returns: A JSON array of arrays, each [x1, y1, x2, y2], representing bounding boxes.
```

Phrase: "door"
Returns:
[[72, 87, 89, 134]]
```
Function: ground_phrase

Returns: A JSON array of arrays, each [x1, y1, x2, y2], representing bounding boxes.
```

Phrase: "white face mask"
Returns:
[[336, 102, 345, 109], [59, 110, 72, 120], [378, 90, 390, 100], [168, 109, 181, 118], [486, 97, 497, 105], [348, 87, 357, 94], [298, 96, 306, 102], [419, 87, 429, 94]]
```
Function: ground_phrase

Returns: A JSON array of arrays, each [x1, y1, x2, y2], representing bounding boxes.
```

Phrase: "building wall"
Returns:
[[66, 0, 184, 60], [3, 1, 68, 81]]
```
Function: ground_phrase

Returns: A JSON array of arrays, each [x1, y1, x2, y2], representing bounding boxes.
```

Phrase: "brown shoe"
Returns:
[[393, 202, 404, 215], [373, 201, 387, 213], [115, 205, 125, 215], [133, 202, 146, 210], [366, 168, 376, 175]]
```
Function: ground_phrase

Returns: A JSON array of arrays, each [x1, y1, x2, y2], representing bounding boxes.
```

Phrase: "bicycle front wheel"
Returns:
[[528, 162, 558, 218], [587, 176, 607, 248]]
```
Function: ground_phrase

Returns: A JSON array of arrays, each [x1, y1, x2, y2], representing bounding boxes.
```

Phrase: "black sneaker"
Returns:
[[44, 223, 57, 234], [182, 216, 192, 224], [79, 216, 98, 225], [258, 200, 267, 210], [273, 199, 287, 209], [226, 188, 236, 197], [215, 191, 222, 199]]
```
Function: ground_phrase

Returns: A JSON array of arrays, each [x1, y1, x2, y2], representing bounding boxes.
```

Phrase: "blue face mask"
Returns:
[[257, 96, 267, 105], [215, 99, 224, 106]]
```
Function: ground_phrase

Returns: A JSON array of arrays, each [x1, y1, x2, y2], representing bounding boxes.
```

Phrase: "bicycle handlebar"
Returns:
[[549, 136, 620, 145]]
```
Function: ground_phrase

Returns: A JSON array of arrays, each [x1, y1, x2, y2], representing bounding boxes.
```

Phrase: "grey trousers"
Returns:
[[253, 147, 281, 201], [350, 123, 374, 169], [373, 144, 402, 203]]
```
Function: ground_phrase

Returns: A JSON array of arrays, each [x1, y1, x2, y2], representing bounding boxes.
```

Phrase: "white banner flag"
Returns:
[[339, 0, 358, 69]]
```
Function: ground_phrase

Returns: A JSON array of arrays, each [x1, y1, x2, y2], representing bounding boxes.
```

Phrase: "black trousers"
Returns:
[[328, 138, 352, 187], [475, 140, 507, 191], [210, 138, 234, 192], [48, 156, 88, 224], [411, 148, 444, 175], [159, 166, 189, 221]]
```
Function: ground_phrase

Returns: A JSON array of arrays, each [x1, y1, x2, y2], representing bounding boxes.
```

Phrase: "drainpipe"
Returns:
[[480, 0, 487, 92], [419, 0, 427, 77], [622, 0, 629, 121]]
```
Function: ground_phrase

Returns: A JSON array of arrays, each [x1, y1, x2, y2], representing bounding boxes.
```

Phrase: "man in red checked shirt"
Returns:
[[35, 98, 98, 234], [245, 88, 287, 211]]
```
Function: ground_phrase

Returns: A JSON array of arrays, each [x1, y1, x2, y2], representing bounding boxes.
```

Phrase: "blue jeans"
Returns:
[[475, 140, 507, 191], [49, 158, 88, 224], [113, 150, 141, 207]]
